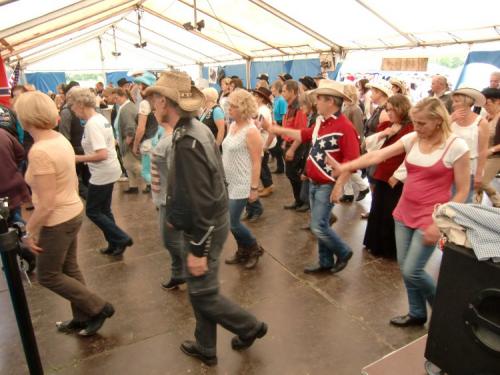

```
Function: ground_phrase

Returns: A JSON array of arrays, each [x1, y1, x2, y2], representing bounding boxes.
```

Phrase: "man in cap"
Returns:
[[145, 71, 267, 366], [263, 80, 358, 274]]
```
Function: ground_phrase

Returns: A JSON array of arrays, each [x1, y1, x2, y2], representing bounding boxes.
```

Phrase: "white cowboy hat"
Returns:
[[452, 87, 486, 107], [311, 79, 351, 102], [389, 78, 407, 93], [366, 79, 392, 98], [144, 71, 205, 112]]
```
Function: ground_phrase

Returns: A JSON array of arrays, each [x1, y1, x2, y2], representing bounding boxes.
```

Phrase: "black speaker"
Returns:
[[425, 243, 500, 375]]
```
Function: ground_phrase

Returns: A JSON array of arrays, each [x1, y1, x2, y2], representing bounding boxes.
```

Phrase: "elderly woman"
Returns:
[[200, 87, 225, 146], [476, 88, 500, 206], [329, 97, 470, 327], [365, 80, 391, 137], [363, 94, 414, 259], [340, 84, 370, 203], [15, 92, 114, 336], [66, 88, 133, 257], [223, 89, 265, 269], [390, 78, 408, 96], [450, 87, 489, 203]]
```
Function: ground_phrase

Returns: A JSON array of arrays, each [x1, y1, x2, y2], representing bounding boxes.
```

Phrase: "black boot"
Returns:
[[225, 245, 248, 265], [180, 340, 217, 366], [231, 322, 268, 350], [78, 303, 115, 336]]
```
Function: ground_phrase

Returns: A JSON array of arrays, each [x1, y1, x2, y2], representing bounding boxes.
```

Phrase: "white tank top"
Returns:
[[451, 115, 481, 174], [222, 123, 253, 199]]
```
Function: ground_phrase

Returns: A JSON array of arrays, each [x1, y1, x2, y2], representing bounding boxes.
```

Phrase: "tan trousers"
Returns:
[[122, 150, 143, 189], [37, 213, 106, 321], [479, 157, 500, 207]]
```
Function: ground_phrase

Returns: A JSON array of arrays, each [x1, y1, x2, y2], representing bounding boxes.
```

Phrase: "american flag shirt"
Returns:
[[301, 112, 360, 184]]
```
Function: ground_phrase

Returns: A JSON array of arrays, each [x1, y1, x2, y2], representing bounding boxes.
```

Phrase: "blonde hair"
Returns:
[[298, 91, 317, 113], [228, 89, 258, 120], [66, 87, 97, 108], [202, 87, 219, 103], [411, 97, 452, 139], [343, 84, 358, 105], [451, 93, 475, 108], [14, 91, 59, 130]]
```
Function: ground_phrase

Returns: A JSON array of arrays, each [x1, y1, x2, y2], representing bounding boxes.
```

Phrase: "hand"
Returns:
[[133, 145, 140, 156], [187, 253, 208, 276], [125, 136, 133, 146], [423, 223, 441, 245], [388, 176, 399, 188], [330, 186, 343, 203], [451, 109, 466, 122], [300, 174, 308, 181], [22, 237, 43, 254], [325, 154, 344, 177], [473, 175, 482, 189], [285, 149, 295, 161], [249, 189, 258, 202]]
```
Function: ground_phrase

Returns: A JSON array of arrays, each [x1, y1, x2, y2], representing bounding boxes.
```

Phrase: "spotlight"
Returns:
[[196, 20, 205, 31], [183, 22, 194, 31], [134, 41, 147, 48]]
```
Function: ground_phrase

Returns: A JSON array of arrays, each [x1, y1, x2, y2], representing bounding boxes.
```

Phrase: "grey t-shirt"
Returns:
[[151, 132, 173, 207]]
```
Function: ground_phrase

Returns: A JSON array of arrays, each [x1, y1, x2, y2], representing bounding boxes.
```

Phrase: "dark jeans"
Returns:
[[159, 205, 184, 279], [245, 199, 263, 219], [86, 182, 130, 248], [285, 143, 307, 205], [230, 199, 257, 247], [184, 216, 261, 356], [76, 162, 90, 199], [269, 136, 284, 172], [37, 214, 106, 320], [260, 151, 273, 188]]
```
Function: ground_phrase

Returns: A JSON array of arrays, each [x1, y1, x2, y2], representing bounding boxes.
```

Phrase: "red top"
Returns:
[[282, 99, 307, 143], [393, 138, 457, 229], [373, 121, 414, 182], [301, 113, 360, 184]]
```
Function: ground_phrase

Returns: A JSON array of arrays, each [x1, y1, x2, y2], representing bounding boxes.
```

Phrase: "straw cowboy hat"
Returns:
[[311, 79, 351, 102], [366, 79, 392, 97], [389, 77, 407, 93], [144, 71, 205, 112], [452, 86, 486, 106], [252, 86, 273, 105]]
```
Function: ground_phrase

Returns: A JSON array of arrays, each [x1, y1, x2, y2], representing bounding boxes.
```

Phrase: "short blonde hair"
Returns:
[[14, 91, 59, 130], [298, 91, 316, 112], [343, 84, 359, 104], [411, 97, 452, 140], [66, 87, 97, 108], [202, 87, 219, 103], [228, 89, 258, 120]]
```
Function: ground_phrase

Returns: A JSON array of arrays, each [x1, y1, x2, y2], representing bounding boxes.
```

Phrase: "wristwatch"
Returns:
[[250, 186, 259, 191]]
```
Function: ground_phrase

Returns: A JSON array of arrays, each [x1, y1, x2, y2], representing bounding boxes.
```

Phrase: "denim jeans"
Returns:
[[229, 199, 257, 247], [245, 199, 263, 218], [394, 220, 437, 319], [184, 216, 260, 356], [159, 205, 184, 279], [309, 183, 351, 267], [260, 151, 273, 188], [86, 182, 131, 247]]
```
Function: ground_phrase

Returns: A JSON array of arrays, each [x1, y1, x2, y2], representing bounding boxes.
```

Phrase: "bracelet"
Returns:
[[250, 186, 259, 191]]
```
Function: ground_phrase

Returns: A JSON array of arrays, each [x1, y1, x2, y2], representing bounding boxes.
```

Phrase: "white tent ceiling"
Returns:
[[1, 0, 499, 71]]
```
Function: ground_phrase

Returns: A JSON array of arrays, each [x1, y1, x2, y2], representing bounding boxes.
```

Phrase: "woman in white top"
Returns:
[[67, 88, 133, 257], [222, 89, 264, 269], [450, 87, 489, 203]]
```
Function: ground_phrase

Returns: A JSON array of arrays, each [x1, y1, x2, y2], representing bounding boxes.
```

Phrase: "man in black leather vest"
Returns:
[[145, 71, 267, 366]]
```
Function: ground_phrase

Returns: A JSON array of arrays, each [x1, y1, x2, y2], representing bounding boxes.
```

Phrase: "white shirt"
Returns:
[[81, 113, 122, 185], [256, 105, 277, 149], [451, 116, 481, 174], [138, 99, 152, 116]]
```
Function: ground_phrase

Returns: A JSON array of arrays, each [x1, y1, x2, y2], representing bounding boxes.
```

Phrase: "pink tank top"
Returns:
[[393, 137, 457, 229]]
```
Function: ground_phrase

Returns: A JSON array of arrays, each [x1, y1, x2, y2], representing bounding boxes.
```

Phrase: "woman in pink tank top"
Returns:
[[328, 97, 470, 327]]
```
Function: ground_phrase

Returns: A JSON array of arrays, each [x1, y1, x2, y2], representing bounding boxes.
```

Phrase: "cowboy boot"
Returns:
[[244, 243, 264, 269], [225, 245, 248, 265]]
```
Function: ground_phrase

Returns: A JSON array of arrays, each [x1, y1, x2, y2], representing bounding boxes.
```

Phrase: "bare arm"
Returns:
[[133, 113, 147, 153], [474, 118, 489, 188], [451, 150, 471, 203], [267, 124, 302, 142], [215, 118, 225, 146], [246, 127, 263, 202], [75, 148, 108, 163]]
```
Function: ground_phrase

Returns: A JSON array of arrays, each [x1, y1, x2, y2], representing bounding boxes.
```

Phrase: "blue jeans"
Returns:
[[394, 220, 437, 319], [309, 183, 351, 267], [245, 199, 263, 218], [159, 205, 184, 279], [86, 183, 131, 247], [229, 199, 256, 248]]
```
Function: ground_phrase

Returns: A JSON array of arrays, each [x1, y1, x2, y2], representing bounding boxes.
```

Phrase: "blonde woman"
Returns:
[[329, 97, 470, 327], [15, 92, 114, 337], [223, 89, 265, 269], [200, 87, 225, 146]]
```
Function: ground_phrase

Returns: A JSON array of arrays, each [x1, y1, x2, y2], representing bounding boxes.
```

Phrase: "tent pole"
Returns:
[[245, 58, 251, 89], [98, 37, 106, 85]]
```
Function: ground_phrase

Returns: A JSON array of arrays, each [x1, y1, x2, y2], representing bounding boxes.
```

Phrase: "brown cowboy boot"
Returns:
[[225, 245, 248, 265], [244, 243, 264, 269]]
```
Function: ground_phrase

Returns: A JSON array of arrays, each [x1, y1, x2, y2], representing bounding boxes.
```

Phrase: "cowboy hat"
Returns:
[[389, 77, 407, 93], [257, 73, 269, 82], [252, 87, 272, 105], [278, 73, 293, 81], [452, 87, 486, 106], [117, 78, 131, 87], [311, 80, 351, 102], [366, 79, 392, 97], [133, 72, 156, 87], [144, 71, 205, 112], [299, 76, 317, 91]]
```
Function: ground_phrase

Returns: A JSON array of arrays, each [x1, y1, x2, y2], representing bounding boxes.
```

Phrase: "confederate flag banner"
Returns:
[[0, 56, 11, 107]]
